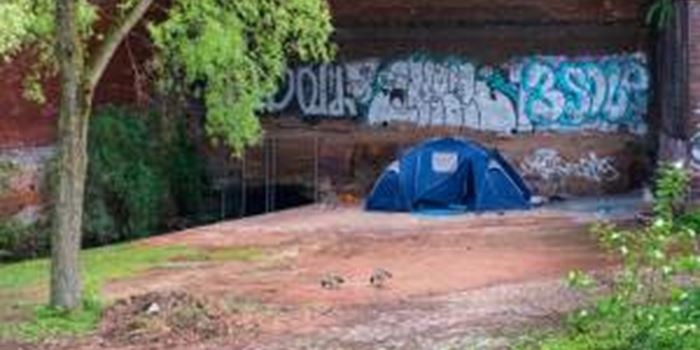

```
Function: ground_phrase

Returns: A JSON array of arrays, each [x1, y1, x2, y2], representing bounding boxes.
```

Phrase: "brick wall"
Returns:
[[329, 0, 642, 25], [0, 2, 155, 149], [0, 1, 156, 222], [0, 0, 659, 219], [234, 119, 650, 199], [255, 1, 654, 199], [331, 0, 648, 62]]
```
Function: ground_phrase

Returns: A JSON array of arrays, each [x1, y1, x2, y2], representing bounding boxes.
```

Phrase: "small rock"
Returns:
[[643, 186, 654, 203], [370, 268, 393, 289], [530, 196, 548, 206], [320, 273, 345, 290]]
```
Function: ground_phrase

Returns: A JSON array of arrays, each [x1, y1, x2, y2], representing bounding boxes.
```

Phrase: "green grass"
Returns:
[[187, 246, 264, 263], [0, 243, 264, 342], [0, 244, 198, 292], [0, 295, 104, 341]]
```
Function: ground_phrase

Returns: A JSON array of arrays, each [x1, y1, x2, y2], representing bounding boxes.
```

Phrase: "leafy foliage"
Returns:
[[159, 122, 209, 220], [1, 106, 210, 259], [1, 0, 334, 153], [84, 106, 167, 245], [149, 0, 334, 152], [680, 210, 700, 236], [0, 0, 97, 102], [654, 163, 690, 221], [525, 289, 700, 350], [83, 106, 208, 246], [0, 220, 50, 261], [0, 160, 17, 193], [646, 0, 675, 30], [525, 163, 700, 350], [0, 0, 334, 312]]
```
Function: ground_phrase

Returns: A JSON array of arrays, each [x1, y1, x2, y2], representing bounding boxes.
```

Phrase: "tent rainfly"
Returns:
[[366, 138, 532, 213]]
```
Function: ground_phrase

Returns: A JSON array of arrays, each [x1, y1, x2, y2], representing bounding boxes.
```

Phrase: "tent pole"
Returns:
[[314, 134, 319, 204], [272, 136, 277, 211], [241, 148, 247, 217]]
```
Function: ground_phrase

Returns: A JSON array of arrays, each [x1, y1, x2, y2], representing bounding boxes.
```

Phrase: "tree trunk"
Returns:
[[50, 0, 152, 309], [51, 0, 89, 310]]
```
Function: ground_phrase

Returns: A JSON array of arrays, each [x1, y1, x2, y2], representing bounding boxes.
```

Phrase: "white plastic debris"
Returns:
[[146, 302, 161, 315]]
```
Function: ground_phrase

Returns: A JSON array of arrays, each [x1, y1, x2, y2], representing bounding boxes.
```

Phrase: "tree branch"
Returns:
[[85, 0, 154, 92]]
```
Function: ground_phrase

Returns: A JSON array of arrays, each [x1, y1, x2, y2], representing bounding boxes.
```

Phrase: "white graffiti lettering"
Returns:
[[691, 130, 700, 170], [366, 58, 520, 131], [266, 60, 379, 118], [521, 148, 619, 183], [265, 53, 649, 134]]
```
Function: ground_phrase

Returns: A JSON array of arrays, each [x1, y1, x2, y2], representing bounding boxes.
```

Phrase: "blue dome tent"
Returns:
[[366, 138, 531, 213]]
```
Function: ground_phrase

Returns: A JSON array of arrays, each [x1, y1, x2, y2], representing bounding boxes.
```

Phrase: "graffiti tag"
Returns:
[[266, 53, 649, 134], [512, 55, 649, 133], [520, 148, 619, 183]]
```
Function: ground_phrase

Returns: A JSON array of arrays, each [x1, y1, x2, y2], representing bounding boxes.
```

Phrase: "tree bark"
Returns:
[[86, 0, 154, 90], [51, 0, 154, 309], [52, 0, 88, 309]]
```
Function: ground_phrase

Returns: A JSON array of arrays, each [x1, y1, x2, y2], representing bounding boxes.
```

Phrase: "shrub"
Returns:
[[83, 106, 209, 247], [0, 220, 49, 261], [525, 163, 700, 350], [159, 123, 208, 221], [2, 106, 209, 259], [84, 107, 168, 246], [0, 160, 17, 193], [531, 288, 700, 350]]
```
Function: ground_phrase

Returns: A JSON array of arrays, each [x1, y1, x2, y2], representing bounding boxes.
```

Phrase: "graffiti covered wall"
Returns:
[[520, 148, 621, 195], [265, 53, 650, 134]]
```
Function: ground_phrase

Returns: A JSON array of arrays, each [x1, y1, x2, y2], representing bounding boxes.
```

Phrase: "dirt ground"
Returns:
[[27, 199, 643, 349]]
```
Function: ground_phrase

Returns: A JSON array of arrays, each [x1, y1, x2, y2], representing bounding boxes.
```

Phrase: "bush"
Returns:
[[159, 123, 208, 221], [84, 107, 168, 245], [531, 289, 700, 350], [679, 210, 700, 241], [1, 106, 209, 259], [0, 160, 17, 193], [83, 106, 208, 247], [0, 220, 49, 261], [524, 163, 700, 350]]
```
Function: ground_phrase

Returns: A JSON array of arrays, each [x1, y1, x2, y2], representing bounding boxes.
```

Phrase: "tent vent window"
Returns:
[[432, 152, 458, 174]]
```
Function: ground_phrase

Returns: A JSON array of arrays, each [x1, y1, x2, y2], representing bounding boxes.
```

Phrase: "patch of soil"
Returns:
[[95, 205, 638, 348], [0, 341, 25, 350], [99, 291, 258, 348]]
